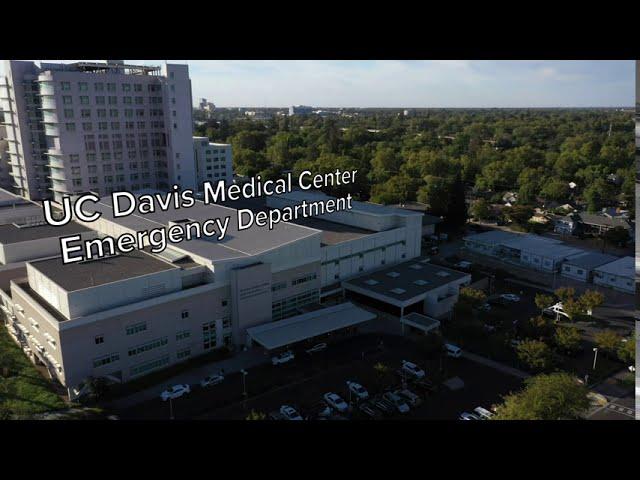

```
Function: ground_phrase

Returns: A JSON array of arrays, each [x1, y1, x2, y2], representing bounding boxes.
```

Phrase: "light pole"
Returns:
[[240, 369, 248, 408], [592, 347, 599, 371], [169, 397, 174, 420]]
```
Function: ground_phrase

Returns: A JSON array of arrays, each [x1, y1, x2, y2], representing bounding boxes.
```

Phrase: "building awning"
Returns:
[[246, 302, 376, 350], [401, 313, 441, 333]]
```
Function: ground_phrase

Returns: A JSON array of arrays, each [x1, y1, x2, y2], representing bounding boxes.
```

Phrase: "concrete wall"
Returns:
[[560, 263, 589, 282], [593, 272, 635, 294]]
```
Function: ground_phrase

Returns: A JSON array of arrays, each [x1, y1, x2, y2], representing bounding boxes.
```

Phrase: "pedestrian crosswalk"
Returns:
[[606, 403, 635, 418]]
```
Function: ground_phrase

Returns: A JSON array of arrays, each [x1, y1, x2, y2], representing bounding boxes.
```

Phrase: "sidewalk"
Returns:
[[106, 347, 271, 410], [460, 351, 531, 380]]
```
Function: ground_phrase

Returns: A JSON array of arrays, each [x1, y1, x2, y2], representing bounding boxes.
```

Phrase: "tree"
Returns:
[[520, 315, 554, 340], [583, 178, 615, 213], [594, 329, 621, 357], [84, 376, 109, 401], [554, 326, 582, 354], [540, 179, 570, 202], [470, 199, 491, 221], [455, 287, 487, 316], [554, 286, 575, 303], [493, 372, 590, 420], [446, 173, 468, 228], [417, 332, 445, 359], [516, 339, 553, 371], [603, 226, 629, 248], [246, 410, 266, 420], [534, 293, 555, 314], [561, 298, 585, 321], [373, 362, 391, 390], [504, 205, 534, 225], [578, 290, 604, 316], [617, 333, 635, 364]]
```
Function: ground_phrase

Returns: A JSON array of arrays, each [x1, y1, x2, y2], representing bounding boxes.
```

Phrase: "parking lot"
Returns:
[[115, 333, 523, 420]]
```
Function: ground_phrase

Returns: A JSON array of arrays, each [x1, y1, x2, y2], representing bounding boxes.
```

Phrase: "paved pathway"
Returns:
[[460, 351, 531, 380], [106, 347, 271, 409]]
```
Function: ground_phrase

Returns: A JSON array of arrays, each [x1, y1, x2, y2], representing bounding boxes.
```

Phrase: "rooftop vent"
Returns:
[[436, 271, 450, 278], [364, 279, 379, 286], [390, 288, 406, 295], [386, 272, 400, 278], [409, 264, 423, 270], [413, 279, 430, 286]]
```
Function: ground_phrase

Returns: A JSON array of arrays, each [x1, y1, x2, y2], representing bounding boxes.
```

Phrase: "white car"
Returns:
[[323, 392, 349, 412], [459, 412, 481, 420], [629, 365, 636, 373], [306, 343, 327, 354], [401, 360, 426, 379], [272, 350, 295, 365], [454, 261, 473, 270], [543, 302, 570, 320], [160, 384, 190, 401], [445, 343, 462, 358], [500, 294, 521, 303], [279, 405, 303, 421], [473, 406, 494, 420], [200, 373, 224, 388], [346, 381, 369, 401]]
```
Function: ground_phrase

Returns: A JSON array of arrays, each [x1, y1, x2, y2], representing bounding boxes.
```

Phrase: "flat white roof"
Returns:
[[594, 256, 634, 278], [246, 302, 376, 350]]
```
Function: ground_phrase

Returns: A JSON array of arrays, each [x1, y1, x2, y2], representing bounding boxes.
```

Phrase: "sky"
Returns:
[[0, 60, 633, 108]]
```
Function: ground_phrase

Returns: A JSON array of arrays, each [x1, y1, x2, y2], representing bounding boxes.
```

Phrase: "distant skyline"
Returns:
[[0, 60, 634, 108]]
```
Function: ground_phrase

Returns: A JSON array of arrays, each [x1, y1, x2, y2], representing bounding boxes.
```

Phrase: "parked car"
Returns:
[[160, 384, 191, 401], [473, 406, 494, 420], [401, 360, 426, 379], [396, 389, 422, 407], [543, 302, 570, 320], [412, 378, 437, 394], [346, 381, 369, 401], [500, 293, 521, 303], [445, 343, 462, 358], [323, 392, 349, 413], [382, 392, 410, 414], [459, 412, 481, 420], [200, 373, 225, 388], [629, 365, 636, 373], [477, 303, 492, 312], [307, 401, 333, 419], [483, 323, 497, 332], [279, 405, 303, 421], [305, 343, 327, 354], [358, 402, 382, 418], [272, 350, 295, 365]]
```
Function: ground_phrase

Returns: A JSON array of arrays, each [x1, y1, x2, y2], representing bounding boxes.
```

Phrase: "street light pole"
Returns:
[[592, 347, 599, 370], [169, 397, 174, 420], [240, 369, 248, 408]]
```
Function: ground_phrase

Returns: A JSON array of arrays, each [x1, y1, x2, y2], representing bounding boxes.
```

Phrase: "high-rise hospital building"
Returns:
[[0, 60, 196, 203]]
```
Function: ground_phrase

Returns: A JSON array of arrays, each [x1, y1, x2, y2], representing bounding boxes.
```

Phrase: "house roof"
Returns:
[[578, 212, 631, 230], [563, 252, 619, 270]]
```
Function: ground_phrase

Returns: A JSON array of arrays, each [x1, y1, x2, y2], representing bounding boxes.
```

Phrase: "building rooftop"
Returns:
[[29, 249, 178, 292], [342, 258, 469, 303], [463, 230, 520, 244], [246, 302, 376, 350], [391, 202, 443, 225], [578, 212, 631, 230], [82, 195, 320, 262], [0, 221, 90, 245], [594, 256, 635, 278], [563, 252, 619, 270]]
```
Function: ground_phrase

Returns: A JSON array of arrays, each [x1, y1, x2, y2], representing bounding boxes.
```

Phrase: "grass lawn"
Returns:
[[0, 325, 67, 419]]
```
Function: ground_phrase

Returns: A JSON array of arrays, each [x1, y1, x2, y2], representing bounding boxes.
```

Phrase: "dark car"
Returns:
[[412, 378, 438, 394]]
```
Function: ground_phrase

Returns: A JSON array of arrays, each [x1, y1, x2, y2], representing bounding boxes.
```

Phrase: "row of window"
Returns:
[[128, 337, 168, 357], [292, 273, 317, 286], [60, 81, 162, 93], [272, 290, 319, 322], [321, 241, 406, 267]]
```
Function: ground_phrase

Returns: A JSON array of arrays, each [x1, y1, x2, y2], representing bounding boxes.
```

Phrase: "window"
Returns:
[[78, 82, 88, 91], [80, 96, 89, 105], [128, 337, 168, 357], [177, 348, 191, 360], [108, 96, 117, 105], [202, 321, 217, 350], [272, 282, 287, 292], [122, 83, 131, 92], [65, 123, 76, 132], [62, 96, 72, 105], [93, 352, 119, 368], [221, 300, 228, 307], [95, 335, 104, 345], [130, 355, 169, 377], [292, 273, 317, 286], [96, 96, 105, 105], [60, 81, 71, 91], [94, 82, 104, 91], [222, 317, 231, 329], [107, 83, 116, 92], [176, 330, 191, 341], [126, 321, 147, 336], [81, 109, 91, 118]]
